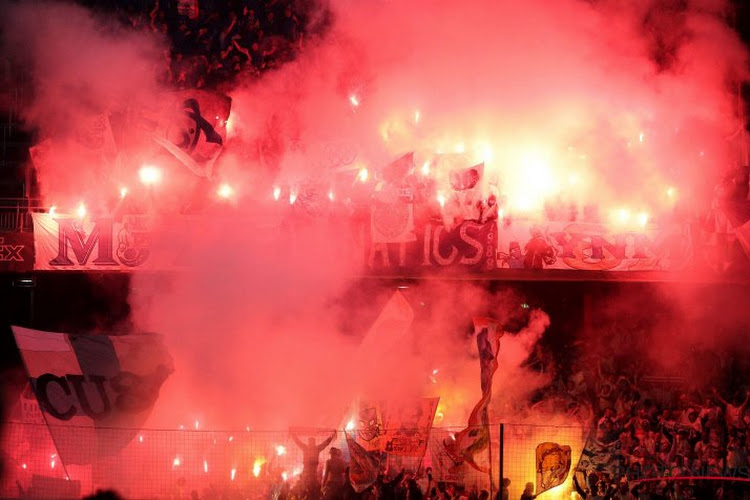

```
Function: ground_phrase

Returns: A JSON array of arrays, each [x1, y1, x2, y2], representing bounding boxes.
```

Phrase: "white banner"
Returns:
[[32, 213, 182, 271]]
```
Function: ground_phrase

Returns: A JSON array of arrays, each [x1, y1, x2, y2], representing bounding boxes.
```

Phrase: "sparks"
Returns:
[[76, 202, 86, 219], [139, 165, 162, 186], [273, 186, 281, 201]]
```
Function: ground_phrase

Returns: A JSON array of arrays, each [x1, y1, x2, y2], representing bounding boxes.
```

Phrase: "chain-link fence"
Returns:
[[1, 420, 596, 500]]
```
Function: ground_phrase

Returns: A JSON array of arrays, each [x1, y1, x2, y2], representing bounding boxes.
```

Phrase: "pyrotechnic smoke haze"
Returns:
[[2, 0, 748, 430]]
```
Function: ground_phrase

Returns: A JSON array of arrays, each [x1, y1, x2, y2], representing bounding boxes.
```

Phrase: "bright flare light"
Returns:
[[138, 435, 143, 443], [139, 165, 162, 186], [217, 183, 234, 199], [231, 468, 237, 481], [328, 190, 335, 202], [414, 110, 421, 124], [273, 186, 281, 201], [194, 420, 200, 430], [349, 95, 360, 107], [203, 460, 208, 473], [637, 212, 649, 228], [346, 419, 356, 431], [49, 205, 56, 215], [289, 190, 298, 205], [437, 191, 446, 208], [276, 445, 286, 456], [358, 168, 369, 183], [172, 456, 181, 468], [253, 458, 266, 477], [421, 161, 430, 176], [666, 186, 677, 200], [76, 202, 86, 219], [120, 186, 128, 199]]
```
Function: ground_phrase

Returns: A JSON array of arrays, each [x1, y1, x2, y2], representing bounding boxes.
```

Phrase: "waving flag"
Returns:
[[345, 431, 381, 492], [140, 90, 231, 178], [11, 326, 173, 465], [442, 318, 502, 472], [536, 442, 571, 494]]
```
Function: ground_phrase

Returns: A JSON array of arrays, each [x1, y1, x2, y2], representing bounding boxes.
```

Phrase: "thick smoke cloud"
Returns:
[[2, 0, 749, 431]]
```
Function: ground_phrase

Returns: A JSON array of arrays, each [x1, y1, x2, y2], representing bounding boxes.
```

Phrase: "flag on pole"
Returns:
[[441, 318, 502, 472], [11, 326, 173, 464], [345, 431, 381, 492]]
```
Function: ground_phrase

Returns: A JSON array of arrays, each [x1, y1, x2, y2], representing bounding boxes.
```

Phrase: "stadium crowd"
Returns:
[[102, 0, 313, 88]]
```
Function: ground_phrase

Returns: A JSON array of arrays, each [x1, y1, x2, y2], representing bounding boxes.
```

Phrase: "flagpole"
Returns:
[[488, 425, 494, 500]]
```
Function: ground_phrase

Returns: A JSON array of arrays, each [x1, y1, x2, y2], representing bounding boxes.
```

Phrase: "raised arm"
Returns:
[[317, 429, 336, 452], [290, 431, 305, 450]]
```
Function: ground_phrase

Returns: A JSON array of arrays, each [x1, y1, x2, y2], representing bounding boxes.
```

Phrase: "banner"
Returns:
[[442, 319, 502, 472], [345, 431, 381, 493], [32, 213, 188, 271], [0, 231, 34, 272], [139, 90, 231, 178], [536, 442, 571, 494], [354, 398, 439, 458], [498, 221, 692, 271], [368, 219, 497, 271], [11, 326, 173, 464]]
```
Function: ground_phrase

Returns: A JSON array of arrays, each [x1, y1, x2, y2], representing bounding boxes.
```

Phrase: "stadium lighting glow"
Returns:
[[139, 165, 162, 186]]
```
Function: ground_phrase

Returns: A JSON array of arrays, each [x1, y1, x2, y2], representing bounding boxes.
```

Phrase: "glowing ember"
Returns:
[[76, 202, 86, 219], [276, 445, 286, 456], [138, 165, 162, 186], [358, 168, 369, 183], [273, 186, 281, 201], [217, 183, 234, 199]]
